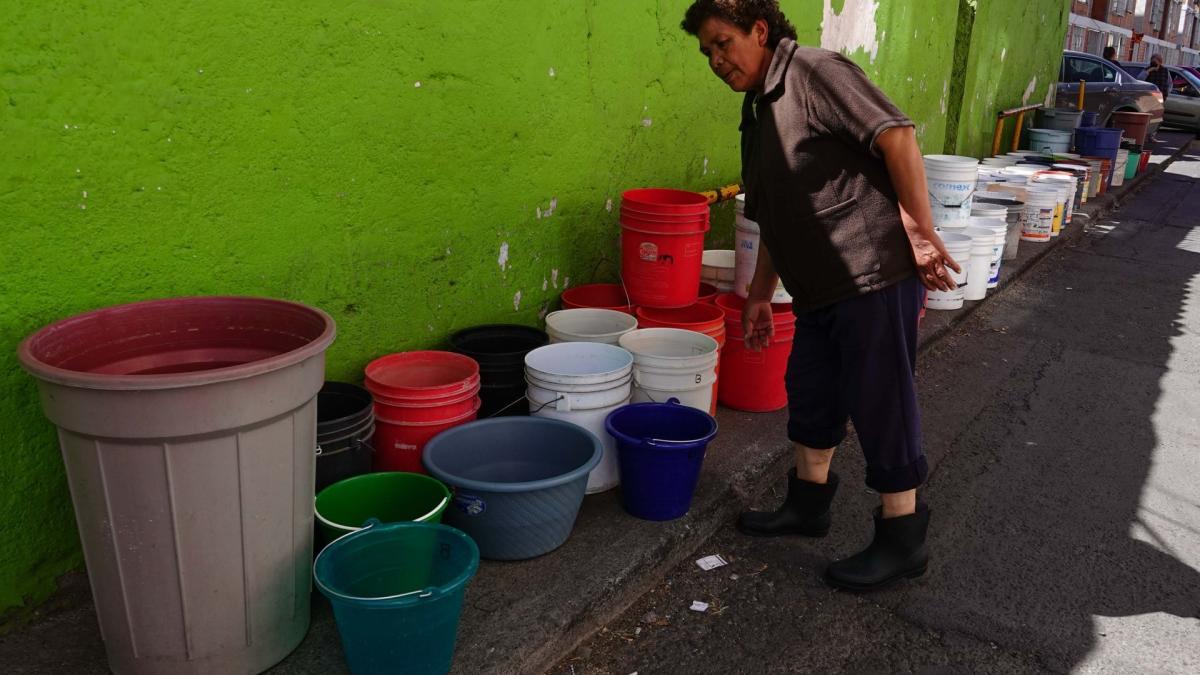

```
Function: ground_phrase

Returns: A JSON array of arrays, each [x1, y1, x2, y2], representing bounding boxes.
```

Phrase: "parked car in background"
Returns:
[[1119, 61, 1200, 132], [1058, 51, 1163, 136]]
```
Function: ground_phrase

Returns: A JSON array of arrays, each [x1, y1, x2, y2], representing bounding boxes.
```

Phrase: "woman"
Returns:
[[681, 0, 960, 591]]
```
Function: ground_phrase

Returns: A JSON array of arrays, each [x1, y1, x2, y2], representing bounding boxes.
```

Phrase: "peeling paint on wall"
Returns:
[[820, 0, 882, 63], [498, 242, 510, 271], [1022, 76, 1038, 105]]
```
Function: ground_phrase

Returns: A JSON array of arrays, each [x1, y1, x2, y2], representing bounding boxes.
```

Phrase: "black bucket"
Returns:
[[448, 324, 548, 417], [316, 382, 374, 492]]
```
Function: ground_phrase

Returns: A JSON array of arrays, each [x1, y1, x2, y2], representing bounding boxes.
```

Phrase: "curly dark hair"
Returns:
[[680, 0, 797, 48]]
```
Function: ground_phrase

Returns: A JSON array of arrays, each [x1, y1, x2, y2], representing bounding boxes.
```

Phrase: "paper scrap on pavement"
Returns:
[[695, 554, 728, 571], [690, 600, 709, 612]]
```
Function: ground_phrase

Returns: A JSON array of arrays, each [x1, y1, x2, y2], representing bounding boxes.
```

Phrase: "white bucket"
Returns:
[[967, 216, 1007, 288], [1111, 149, 1129, 187], [524, 342, 634, 493], [618, 328, 719, 413], [1033, 174, 1076, 234], [734, 196, 792, 303], [925, 232, 972, 311], [924, 155, 979, 231], [1052, 164, 1090, 204], [977, 196, 1025, 261], [961, 227, 996, 301], [701, 249, 736, 286], [545, 308, 638, 345], [1021, 188, 1058, 242]]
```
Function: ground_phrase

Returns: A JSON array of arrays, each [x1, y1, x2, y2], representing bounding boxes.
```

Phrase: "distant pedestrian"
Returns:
[[1102, 46, 1117, 62], [681, 0, 959, 592], [1139, 54, 1171, 101]]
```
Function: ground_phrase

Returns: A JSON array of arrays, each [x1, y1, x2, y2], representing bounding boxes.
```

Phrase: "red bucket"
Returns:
[[364, 351, 480, 401], [620, 221, 709, 308], [1138, 149, 1151, 173], [370, 383, 481, 424], [636, 303, 727, 414], [714, 293, 796, 412], [561, 283, 635, 314], [635, 303, 726, 333], [621, 188, 710, 216], [372, 399, 480, 473]]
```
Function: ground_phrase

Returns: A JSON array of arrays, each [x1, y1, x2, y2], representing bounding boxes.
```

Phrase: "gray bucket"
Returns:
[[421, 417, 601, 560], [1035, 107, 1084, 132]]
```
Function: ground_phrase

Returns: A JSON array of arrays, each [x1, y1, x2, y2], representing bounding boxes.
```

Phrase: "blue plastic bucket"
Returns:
[[314, 520, 479, 675], [1080, 111, 1099, 128], [423, 417, 602, 560], [605, 398, 718, 520]]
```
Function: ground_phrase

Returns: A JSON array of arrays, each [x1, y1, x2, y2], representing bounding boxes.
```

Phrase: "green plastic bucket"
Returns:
[[314, 520, 479, 675], [315, 472, 451, 552]]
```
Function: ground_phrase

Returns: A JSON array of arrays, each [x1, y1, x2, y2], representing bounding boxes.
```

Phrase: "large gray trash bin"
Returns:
[[18, 296, 336, 675]]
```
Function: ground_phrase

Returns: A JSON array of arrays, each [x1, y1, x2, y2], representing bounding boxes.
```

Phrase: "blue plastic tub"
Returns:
[[422, 417, 602, 560], [313, 520, 479, 675], [605, 399, 718, 521], [1075, 127, 1124, 188]]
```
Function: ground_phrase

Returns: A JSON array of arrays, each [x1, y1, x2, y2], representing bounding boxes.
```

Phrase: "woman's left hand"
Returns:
[[910, 234, 961, 292]]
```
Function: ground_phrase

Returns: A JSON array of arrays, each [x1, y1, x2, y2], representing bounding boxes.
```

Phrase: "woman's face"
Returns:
[[696, 17, 771, 93]]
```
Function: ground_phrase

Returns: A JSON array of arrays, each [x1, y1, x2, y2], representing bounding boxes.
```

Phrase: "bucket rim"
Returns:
[[604, 399, 718, 448], [618, 328, 720, 360], [373, 398, 480, 426], [314, 471, 452, 533], [364, 350, 481, 397], [17, 295, 336, 391], [448, 324, 549, 360], [313, 520, 479, 605], [524, 341, 635, 381], [422, 417, 603, 493]]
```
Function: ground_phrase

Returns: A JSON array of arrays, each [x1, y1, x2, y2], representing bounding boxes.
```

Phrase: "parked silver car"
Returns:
[[1117, 61, 1200, 132], [1057, 50, 1164, 135]]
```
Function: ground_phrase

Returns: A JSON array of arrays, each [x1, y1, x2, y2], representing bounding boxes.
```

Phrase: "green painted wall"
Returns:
[[952, 0, 1072, 156], [0, 1, 1064, 618]]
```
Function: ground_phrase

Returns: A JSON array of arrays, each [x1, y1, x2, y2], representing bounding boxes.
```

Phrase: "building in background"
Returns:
[[1067, 0, 1200, 65]]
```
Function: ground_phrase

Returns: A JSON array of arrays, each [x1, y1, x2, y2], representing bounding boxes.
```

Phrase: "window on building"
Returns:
[[1152, 0, 1165, 27], [1113, 0, 1128, 14]]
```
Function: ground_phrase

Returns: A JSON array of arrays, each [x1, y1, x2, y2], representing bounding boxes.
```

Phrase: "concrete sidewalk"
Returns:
[[0, 132, 1193, 675]]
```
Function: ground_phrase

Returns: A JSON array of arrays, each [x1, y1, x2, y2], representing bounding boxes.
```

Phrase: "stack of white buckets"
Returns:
[[527, 307, 719, 493], [923, 151, 1078, 311]]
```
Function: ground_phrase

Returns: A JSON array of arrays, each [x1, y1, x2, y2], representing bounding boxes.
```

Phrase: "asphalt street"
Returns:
[[555, 147, 1200, 675]]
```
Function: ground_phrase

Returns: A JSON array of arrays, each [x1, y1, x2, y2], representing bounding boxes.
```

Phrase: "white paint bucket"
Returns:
[[524, 342, 634, 493], [968, 216, 1007, 288], [1027, 128, 1073, 154], [618, 328, 719, 413], [924, 155, 979, 231], [545, 308, 638, 345], [1021, 188, 1058, 242], [976, 195, 1025, 261], [1033, 174, 1076, 234], [925, 232, 972, 311], [1052, 164, 1090, 205], [734, 196, 792, 303], [961, 227, 997, 301], [1111, 149, 1129, 187], [701, 249, 736, 292]]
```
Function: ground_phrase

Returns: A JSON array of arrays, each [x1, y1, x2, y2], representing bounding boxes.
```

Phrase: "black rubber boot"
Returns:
[[736, 469, 839, 537], [824, 504, 930, 592]]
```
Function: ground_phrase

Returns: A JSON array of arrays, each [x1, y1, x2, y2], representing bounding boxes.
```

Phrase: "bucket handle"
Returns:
[[344, 519, 440, 601], [488, 393, 564, 417]]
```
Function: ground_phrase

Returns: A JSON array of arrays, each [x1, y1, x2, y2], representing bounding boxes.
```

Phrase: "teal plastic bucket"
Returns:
[[314, 520, 480, 675]]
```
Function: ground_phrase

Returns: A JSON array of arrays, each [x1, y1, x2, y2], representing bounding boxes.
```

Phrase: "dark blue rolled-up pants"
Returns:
[[785, 275, 928, 493]]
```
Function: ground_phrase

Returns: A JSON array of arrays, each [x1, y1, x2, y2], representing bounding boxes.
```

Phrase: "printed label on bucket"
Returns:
[[639, 242, 659, 262], [454, 493, 487, 517]]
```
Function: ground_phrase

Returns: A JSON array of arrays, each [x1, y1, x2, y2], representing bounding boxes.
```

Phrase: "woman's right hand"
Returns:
[[742, 299, 775, 351]]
